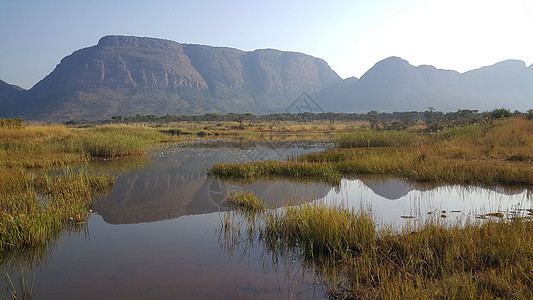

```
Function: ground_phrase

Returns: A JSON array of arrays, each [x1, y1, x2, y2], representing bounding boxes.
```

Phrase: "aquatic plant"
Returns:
[[227, 191, 267, 211], [213, 117, 533, 186], [223, 201, 533, 299], [335, 129, 428, 148], [0, 122, 181, 250]]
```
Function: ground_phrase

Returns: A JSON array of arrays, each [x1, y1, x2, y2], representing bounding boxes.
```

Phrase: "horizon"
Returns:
[[1, 0, 532, 89]]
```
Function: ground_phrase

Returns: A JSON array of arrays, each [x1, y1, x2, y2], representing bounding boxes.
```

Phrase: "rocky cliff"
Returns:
[[9, 35, 341, 120], [2, 36, 532, 120]]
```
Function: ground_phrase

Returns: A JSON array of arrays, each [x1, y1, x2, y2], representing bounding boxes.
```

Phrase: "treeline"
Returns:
[[64, 108, 533, 131]]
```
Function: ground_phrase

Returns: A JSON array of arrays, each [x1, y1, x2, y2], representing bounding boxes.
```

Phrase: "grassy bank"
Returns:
[[0, 122, 182, 250], [223, 194, 533, 299], [212, 117, 533, 186]]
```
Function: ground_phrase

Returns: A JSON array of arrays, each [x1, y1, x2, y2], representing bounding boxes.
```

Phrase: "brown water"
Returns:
[[2, 140, 532, 299]]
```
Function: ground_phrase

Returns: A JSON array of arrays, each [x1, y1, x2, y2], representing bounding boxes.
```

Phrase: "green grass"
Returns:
[[227, 191, 268, 210], [212, 117, 533, 297], [335, 129, 428, 148], [0, 168, 114, 250], [212, 117, 533, 187], [0, 122, 183, 250], [225, 201, 533, 299], [211, 160, 341, 185], [263, 202, 375, 258], [2, 270, 34, 299]]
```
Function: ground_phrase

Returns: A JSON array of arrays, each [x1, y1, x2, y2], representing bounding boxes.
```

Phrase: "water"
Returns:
[[2, 139, 532, 298], [323, 177, 533, 228]]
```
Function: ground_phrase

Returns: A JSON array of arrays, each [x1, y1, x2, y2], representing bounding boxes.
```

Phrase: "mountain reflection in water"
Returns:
[[4, 140, 533, 299], [94, 143, 333, 224]]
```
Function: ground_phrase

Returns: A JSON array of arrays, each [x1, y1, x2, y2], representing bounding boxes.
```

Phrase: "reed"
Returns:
[[2, 271, 34, 299], [213, 117, 533, 187], [0, 168, 114, 250], [227, 191, 267, 210], [263, 202, 375, 259], [335, 129, 428, 148], [223, 200, 533, 299], [0, 122, 178, 250], [211, 160, 341, 184]]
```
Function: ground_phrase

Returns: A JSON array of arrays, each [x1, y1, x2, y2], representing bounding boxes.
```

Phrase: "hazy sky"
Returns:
[[1, 0, 532, 89]]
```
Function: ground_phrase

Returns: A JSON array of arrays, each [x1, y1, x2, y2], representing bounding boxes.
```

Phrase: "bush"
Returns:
[[487, 108, 511, 120]]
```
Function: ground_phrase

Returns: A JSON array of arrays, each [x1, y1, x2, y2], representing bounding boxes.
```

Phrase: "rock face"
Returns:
[[313, 57, 533, 112], [2, 36, 533, 120], [5, 35, 341, 120]]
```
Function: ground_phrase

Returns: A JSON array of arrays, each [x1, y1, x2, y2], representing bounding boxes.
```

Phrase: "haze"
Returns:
[[1, 0, 532, 89]]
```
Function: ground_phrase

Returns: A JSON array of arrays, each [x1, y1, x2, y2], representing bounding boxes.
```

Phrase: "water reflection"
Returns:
[[94, 143, 332, 224], [358, 175, 529, 201], [4, 139, 533, 299], [324, 177, 533, 228]]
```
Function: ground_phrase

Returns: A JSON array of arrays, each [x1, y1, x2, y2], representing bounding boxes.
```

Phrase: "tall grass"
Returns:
[[213, 117, 533, 186], [227, 191, 267, 210], [0, 122, 181, 250], [0, 168, 113, 250], [263, 203, 375, 258], [2, 271, 34, 299], [224, 201, 533, 299], [211, 160, 341, 184], [335, 129, 428, 148], [66, 125, 175, 158]]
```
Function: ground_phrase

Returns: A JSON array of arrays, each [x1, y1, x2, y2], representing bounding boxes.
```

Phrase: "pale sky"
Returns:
[[1, 0, 532, 89]]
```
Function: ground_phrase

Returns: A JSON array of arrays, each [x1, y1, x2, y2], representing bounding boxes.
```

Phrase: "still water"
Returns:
[[2, 139, 532, 299]]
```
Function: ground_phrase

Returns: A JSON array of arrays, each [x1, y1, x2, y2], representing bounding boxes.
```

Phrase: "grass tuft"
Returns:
[[227, 191, 267, 210]]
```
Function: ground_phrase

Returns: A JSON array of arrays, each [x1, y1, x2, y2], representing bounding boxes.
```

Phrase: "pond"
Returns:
[[2, 138, 532, 299]]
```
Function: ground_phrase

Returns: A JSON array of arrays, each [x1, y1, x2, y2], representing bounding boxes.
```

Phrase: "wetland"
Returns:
[[2, 115, 533, 299]]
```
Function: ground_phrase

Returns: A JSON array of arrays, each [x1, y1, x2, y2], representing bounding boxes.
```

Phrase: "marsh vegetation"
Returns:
[[221, 193, 533, 299], [213, 116, 533, 187], [211, 114, 533, 299], [2, 111, 533, 298], [0, 121, 182, 250]]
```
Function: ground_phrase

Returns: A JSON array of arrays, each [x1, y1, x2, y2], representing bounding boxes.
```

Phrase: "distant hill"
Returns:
[[0, 80, 26, 118], [1, 36, 532, 121], [0, 36, 341, 120], [313, 57, 533, 112]]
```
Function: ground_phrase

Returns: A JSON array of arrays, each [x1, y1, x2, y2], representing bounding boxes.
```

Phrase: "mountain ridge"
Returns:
[[313, 56, 533, 112], [1, 35, 532, 120]]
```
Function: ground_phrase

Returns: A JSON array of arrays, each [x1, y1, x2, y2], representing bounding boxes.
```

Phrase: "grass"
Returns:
[[0, 168, 114, 250], [223, 198, 533, 299], [0, 122, 183, 251], [263, 202, 375, 258], [211, 117, 533, 297], [212, 117, 533, 187], [153, 120, 365, 136], [211, 160, 341, 185], [227, 191, 268, 210], [335, 129, 429, 148], [2, 271, 34, 299]]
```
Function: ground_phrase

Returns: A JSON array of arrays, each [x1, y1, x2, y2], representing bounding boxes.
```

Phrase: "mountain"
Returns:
[[1, 35, 341, 120], [314, 57, 533, 112], [0, 80, 27, 118], [1, 36, 533, 120]]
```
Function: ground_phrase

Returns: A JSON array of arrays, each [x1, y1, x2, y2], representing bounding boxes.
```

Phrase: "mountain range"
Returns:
[[1, 35, 532, 121], [314, 57, 533, 112]]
